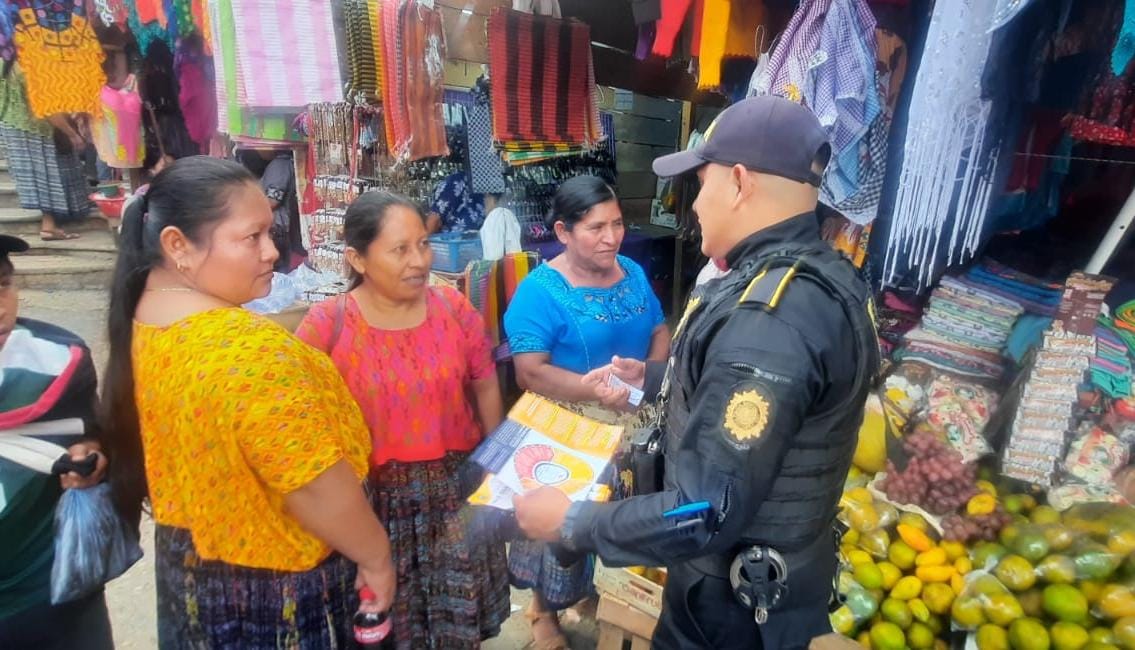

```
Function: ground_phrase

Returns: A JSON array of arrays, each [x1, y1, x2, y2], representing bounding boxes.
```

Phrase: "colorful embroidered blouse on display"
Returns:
[[12, 3, 105, 118]]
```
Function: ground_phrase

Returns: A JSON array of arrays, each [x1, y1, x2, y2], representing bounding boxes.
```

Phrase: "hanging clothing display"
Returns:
[[1066, 64, 1135, 147], [380, 0, 408, 156], [881, 1, 1005, 290], [127, 0, 173, 55], [400, 0, 447, 160], [487, 8, 600, 147], [135, 0, 168, 27], [652, 0, 695, 58], [697, 0, 765, 90], [0, 3, 15, 63], [91, 73, 144, 169], [466, 82, 506, 194], [207, 0, 298, 141], [91, 0, 128, 30], [12, 1, 106, 119], [753, 0, 882, 224], [174, 37, 216, 151], [228, 0, 343, 109], [378, 0, 447, 161], [342, 0, 379, 102]]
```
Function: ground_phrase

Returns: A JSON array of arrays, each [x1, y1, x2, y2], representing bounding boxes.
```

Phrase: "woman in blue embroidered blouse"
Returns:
[[503, 176, 670, 648]]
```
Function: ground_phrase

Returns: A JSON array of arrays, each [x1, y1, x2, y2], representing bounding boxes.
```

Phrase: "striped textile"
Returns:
[[401, 0, 447, 160], [0, 125, 92, 223], [487, 9, 597, 146], [343, 0, 379, 102], [229, 0, 343, 108]]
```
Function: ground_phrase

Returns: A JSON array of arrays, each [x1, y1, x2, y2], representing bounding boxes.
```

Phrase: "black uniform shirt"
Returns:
[[561, 213, 867, 567]]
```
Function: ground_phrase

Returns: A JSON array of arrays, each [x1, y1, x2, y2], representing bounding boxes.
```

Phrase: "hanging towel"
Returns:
[[228, 0, 344, 108]]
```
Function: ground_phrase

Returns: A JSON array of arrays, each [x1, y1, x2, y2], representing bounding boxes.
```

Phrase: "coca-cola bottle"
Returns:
[[354, 587, 394, 649]]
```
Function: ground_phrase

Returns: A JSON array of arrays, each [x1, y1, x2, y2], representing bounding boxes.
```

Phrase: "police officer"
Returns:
[[512, 95, 880, 649]]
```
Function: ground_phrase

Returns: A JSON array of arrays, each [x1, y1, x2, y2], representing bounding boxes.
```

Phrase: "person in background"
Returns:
[[502, 175, 670, 649], [258, 149, 304, 270], [0, 66, 93, 241], [427, 171, 485, 234], [296, 191, 510, 649], [99, 156, 395, 648], [0, 235, 113, 649]]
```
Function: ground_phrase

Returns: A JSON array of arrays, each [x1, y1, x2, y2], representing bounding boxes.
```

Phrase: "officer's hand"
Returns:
[[512, 487, 572, 543]]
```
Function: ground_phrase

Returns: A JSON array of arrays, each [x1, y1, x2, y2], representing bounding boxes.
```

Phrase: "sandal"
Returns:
[[525, 601, 570, 650], [39, 230, 80, 241]]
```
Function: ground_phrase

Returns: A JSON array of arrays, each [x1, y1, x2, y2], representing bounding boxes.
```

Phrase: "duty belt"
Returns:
[[688, 521, 842, 623]]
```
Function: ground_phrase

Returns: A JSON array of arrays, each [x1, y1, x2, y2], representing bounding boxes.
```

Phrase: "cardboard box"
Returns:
[[593, 561, 665, 619]]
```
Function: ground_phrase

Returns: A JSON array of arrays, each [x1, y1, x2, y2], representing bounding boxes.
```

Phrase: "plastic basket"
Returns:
[[429, 232, 482, 273]]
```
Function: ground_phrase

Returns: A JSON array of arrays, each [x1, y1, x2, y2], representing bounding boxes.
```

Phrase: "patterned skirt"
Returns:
[[508, 402, 656, 611], [154, 525, 358, 650], [0, 125, 91, 223], [371, 452, 510, 650]]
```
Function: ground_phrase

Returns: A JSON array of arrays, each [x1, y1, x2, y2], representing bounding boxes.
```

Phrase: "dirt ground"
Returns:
[[18, 288, 597, 649]]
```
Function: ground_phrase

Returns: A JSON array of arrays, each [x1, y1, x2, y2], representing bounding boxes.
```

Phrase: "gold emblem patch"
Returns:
[[724, 389, 771, 443]]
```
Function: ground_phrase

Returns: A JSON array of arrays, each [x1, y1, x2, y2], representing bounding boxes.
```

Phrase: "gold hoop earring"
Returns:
[[176, 261, 186, 273]]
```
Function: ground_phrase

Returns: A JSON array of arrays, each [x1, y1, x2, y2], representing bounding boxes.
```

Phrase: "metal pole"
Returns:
[[1085, 184, 1135, 273]]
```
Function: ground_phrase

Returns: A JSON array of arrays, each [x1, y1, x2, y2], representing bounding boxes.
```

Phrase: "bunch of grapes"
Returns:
[[941, 507, 1013, 543], [877, 432, 979, 516]]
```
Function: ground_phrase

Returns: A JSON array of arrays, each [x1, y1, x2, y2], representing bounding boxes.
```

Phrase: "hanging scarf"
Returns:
[[881, 1, 1003, 290], [175, 37, 215, 150], [90, 0, 128, 30]]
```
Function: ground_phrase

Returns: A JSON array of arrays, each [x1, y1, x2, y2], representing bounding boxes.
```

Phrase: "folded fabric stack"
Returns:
[[1115, 300, 1135, 349], [876, 292, 924, 358], [487, 8, 605, 166], [895, 276, 1024, 380], [1093, 316, 1134, 399], [961, 260, 1064, 317]]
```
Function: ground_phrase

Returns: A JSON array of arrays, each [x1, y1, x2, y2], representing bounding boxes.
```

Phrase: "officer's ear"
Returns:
[[731, 164, 753, 208]]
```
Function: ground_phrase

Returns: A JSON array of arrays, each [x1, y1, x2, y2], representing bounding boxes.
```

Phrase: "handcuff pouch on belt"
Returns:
[[629, 425, 665, 496], [730, 546, 789, 625]]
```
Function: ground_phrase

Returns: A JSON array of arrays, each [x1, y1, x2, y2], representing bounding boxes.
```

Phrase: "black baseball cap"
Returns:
[[0, 235, 29, 256], [652, 95, 830, 186]]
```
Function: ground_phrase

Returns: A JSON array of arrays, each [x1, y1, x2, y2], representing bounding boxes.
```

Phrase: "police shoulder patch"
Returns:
[[723, 384, 773, 444]]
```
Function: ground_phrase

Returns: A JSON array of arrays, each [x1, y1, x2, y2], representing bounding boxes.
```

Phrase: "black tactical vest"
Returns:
[[662, 243, 880, 554]]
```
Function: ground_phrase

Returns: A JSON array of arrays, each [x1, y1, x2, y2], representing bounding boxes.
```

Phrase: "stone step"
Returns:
[[12, 250, 116, 291], [24, 225, 117, 254], [0, 210, 108, 238]]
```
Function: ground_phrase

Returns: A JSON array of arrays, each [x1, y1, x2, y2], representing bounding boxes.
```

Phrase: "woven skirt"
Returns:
[[154, 525, 358, 650], [371, 452, 510, 649], [0, 125, 91, 223]]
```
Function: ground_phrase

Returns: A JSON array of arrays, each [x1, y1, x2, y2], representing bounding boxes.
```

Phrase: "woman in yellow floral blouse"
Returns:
[[100, 156, 396, 648]]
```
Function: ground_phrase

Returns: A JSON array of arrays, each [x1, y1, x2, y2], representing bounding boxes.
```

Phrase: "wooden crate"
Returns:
[[593, 560, 665, 619], [596, 593, 657, 650]]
